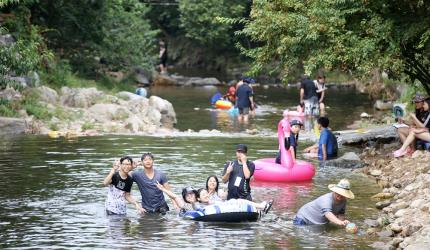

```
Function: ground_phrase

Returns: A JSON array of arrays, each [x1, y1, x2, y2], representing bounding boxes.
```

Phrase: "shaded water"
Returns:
[[0, 85, 381, 249], [150, 85, 374, 132]]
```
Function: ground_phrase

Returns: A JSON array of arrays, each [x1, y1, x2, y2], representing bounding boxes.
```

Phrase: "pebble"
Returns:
[[370, 169, 382, 177]]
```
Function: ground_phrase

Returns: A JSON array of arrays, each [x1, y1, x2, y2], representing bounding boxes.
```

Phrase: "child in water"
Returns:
[[276, 119, 303, 164]]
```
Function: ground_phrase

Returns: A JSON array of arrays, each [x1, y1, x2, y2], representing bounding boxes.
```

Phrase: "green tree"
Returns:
[[238, 0, 430, 94], [178, 0, 245, 46], [29, 0, 158, 74]]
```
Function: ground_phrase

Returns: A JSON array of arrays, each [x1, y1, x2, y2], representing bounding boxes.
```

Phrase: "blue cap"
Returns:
[[242, 77, 255, 84]]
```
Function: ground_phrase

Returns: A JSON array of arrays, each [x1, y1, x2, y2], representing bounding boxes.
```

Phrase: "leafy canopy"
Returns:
[[238, 0, 430, 94]]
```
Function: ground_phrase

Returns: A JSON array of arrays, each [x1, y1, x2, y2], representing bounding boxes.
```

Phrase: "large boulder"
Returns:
[[184, 77, 221, 86], [117, 91, 144, 101], [148, 96, 176, 128], [374, 100, 393, 110], [0, 117, 26, 135], [60, 87, 103, 108], [0, 87, 22, 101], [87, 103, 130, 122], [325, 152, 363, 168], [152, 74, 178, 86], [36, 86, 58, 104]]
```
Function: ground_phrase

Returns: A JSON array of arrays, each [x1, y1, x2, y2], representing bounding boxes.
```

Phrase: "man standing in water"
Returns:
[[293, 179, 354, 226], [300, 75, 319, 116], [132, 153, 178, 214], [235, 77, 255, 123], [222, 144, 255, 201]]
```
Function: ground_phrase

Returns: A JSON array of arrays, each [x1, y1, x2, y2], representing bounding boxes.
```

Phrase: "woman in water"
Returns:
[[197, 188, 273, 214], [205, 175, 227, 202], [103, 156, 144, 215]]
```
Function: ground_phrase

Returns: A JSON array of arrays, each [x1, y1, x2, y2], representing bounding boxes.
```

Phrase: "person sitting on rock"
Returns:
[[395, 94, 427, 152], [293, 179, 354, 226], [393, 98, 430, 157], [303, 117, 338, 161]]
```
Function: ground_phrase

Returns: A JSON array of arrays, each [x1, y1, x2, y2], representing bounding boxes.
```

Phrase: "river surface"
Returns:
[[0, 86, 381, 249]]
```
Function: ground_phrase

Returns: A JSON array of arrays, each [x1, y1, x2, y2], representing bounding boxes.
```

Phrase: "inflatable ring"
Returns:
[[215, 100, 233, 110], [254, 118, 315, 182], [182, 203, 259, 222]]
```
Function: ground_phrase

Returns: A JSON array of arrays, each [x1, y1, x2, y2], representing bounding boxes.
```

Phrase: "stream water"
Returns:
[[0, 85, 381, 249]]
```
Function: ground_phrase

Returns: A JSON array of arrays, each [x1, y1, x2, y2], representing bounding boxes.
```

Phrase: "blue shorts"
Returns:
[[293, 216, 308, 225]]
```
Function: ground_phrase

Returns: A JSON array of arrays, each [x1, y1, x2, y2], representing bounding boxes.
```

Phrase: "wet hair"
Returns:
[[182, 187, 197, 203], [141, 153, 154, 161], [205, 175, 219, 193], [317, 116, 330, 128], [120, 156, 133, 165]]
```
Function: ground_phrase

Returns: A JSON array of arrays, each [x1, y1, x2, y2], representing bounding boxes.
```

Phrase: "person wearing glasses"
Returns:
[[103, 156, 144, 215], [131, 153, 179, 214]]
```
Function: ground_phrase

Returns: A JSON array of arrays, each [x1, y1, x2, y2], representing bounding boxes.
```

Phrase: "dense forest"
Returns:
[[1, 0, 430, 95]]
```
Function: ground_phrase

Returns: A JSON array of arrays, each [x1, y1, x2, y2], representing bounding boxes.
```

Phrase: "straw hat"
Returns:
[[328, 179, 355, 199]]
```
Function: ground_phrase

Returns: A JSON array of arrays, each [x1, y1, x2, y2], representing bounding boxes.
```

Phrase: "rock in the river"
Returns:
[[372, 192, 394, 200], [184, 77, 221, 86], [370, 169, 382, 177], [376, 200, 391, 209], [374, 100, 394, 110], [325, 152, 363, 168], [152, 74, 178, 86], [0, 117, 27, 135]]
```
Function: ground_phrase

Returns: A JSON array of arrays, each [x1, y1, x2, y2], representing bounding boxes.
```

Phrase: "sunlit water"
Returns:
[[0, 86, 381, 249]]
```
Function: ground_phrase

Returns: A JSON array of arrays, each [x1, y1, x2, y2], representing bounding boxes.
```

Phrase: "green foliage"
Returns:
[[178, 0, 245, 46], [0, 98, 19, 117], [81, 122, 95, 131], [21, 90, 51, 120], [0, 25, 52, 88], [31, 0, 158, 74], [237, 0, 430, 94]]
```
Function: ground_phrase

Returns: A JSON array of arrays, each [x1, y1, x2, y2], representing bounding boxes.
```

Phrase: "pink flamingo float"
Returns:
[[254, 118, 316, 182]]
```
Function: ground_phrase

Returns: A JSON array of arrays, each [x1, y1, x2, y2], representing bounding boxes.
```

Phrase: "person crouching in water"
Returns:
[[293, 179, 354, 226], [103, 156, 144, 215], [276, 119, 303, 164]]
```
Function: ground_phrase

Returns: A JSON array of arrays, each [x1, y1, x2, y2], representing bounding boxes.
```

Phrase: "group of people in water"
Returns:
[[103, 147, 273, 218], [221, 77, 257, 123], [102, 74, 367, 229]]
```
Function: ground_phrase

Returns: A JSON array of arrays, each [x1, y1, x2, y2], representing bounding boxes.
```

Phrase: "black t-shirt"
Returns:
[[300, 79, 318, 100], [419, 111, 430, 129], [223, 160, 255, 200], [236, 84, 253, 108], [111, 172, 133, 193]]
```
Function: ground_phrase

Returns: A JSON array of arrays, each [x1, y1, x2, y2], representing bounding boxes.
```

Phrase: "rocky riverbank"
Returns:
[[359, 144, 430, 249], [0, 85, 176, 136]]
